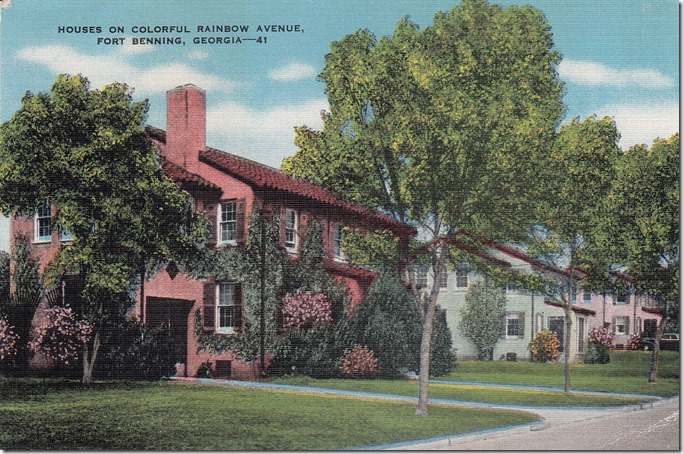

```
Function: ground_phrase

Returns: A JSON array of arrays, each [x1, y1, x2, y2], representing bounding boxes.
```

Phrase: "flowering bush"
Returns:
[[281, 290, 333, 331], [628, 333, 642, 350], [588, 327, 614, 349], [29, 306, 92, 365], [339, 345, 379, 379], [528, 329, 560, 362], [0, 314, 19, 361]]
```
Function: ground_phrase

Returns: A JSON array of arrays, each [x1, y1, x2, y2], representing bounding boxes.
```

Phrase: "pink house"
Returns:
[[10, 84, 416, 379]]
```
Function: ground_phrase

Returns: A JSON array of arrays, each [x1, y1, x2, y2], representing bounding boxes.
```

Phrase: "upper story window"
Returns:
[[615, 291, 629, 305], [333, 224, 345, 260], [285, 208, 298, 252], [218, 200, 237, 244], [455, 267, 468, 290], [504, 282, 518, 294], [34, 201, 52, 243], [60, 229, 73, 242], [583, 290, 592, 303], [216, 282, 242, 333]]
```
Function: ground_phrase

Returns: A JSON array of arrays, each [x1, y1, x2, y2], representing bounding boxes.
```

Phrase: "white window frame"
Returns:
[[34, 201, 52, 243], [438, 267, 448, 290], [285, 209, 298, 252], [504, 282, 519, 294], [505, 312, 522, 339], [218, 200, 237, 245], [333, 224, 345, 261], [60, 229, 73, 242], [614, 316, 629, 335], [216, 282, 240, 333], [454, 268, 468, 290]]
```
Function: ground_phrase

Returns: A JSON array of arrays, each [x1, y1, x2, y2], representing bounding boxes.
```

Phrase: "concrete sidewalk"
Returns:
[[170, 376, 671, 450]]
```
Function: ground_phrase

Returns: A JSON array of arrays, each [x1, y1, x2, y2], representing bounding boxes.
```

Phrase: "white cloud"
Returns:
[[559, 59, 674, 89], [268, 62, 317, 82], [187, 50, 209, 60], [206, 98, 328, 167], [595, 101, 679, 149], [16, 45, 240, 94]]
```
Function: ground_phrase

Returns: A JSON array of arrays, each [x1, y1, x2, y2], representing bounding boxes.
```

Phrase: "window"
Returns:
[[615, 291, 629, 305], [504, 282, 518, 294], [438, 267, 448, 290], [415, 266, 428, 288], [534, 313, 544, 335], [285, 209, 298, 251], [643, 319, 658, 338], [455, 267, 468, 289], [570, 285, 578, 303], [60, 229, 73, 242], [218, 201, 237, 244], [505, 312, 524, 338], [34, 201, 52, 242], [577, 317, 586, 352], [216, 282, 242, 333], [333, 224, 345, 260], [583, 290, 592, 303], [613, 316, 630, 335]]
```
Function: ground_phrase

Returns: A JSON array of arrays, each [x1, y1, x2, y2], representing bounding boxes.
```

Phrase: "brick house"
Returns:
[[10, 84, 416, 379]]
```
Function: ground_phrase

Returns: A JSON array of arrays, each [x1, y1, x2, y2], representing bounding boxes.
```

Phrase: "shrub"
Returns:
[[588, 327, 614, 349], [29, 306, 92, 365], [96, 318, 177, 380], [281, 290, 333, 331], [349, 271, 422, 377], [270, 321, 353, 378], [0, 314, 18, 361], [628, 333, 642, 350], [459, 284, 506, 360], [428, 305, 456, 376], [528, 329, 560, 362], [339, 345, 379, 379], [585, 327, 613, 364]]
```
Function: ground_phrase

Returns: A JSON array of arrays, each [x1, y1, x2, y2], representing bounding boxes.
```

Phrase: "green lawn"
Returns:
[[446, 350, 680, 397], [0, 378, 537, 450]]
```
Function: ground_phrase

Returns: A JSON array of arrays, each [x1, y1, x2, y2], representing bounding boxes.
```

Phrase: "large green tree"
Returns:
[[602, 134, 679, 382], [0, 75, 207, 383], [281, 0, 564, 414], [530, 115, 621, 393]]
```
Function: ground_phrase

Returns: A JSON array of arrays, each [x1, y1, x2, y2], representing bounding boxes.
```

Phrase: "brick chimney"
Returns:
[[165, 84, 206, 173]]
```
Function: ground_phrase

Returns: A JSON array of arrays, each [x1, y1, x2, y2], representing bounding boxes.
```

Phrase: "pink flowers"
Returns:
[[339, 345, 379, 378], [0, 315, 19, 361], [281, 290, 332, 331], [29, 306, 92, 365], [588, 327, 614, 349]]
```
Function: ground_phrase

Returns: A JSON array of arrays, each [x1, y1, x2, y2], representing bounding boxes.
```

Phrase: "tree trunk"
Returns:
[[416, 245, 446, 416], [648, 317, 667, 382], [81, 329, 101, 384]]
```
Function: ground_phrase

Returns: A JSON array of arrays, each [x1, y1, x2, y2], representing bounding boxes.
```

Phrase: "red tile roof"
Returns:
[[544, 299, 596, 316], [160, 158, 222, 193], [475, 238, 575, 278], [609, 270, 636, 284], [324, 259, 379, 281], [199, 146, 416, 237]]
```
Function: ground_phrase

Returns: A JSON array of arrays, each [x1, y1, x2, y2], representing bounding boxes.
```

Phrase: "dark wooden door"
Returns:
[[548, 317, 565, 352], [146, 297, 194, 365]]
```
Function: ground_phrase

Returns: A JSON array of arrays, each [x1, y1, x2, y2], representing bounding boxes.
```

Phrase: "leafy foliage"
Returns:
[[588, 326, 614, 349], [96, 318, 177, 380], [459, 283, 506, 360], [0, 314, 18, 362], [528, 329, 560, 362], [349, 271, 421, 377], [29, 306, 92, 366], [339, 345, 379, 379], [428, 305, 455, 377], [281, 290, 333, 331]]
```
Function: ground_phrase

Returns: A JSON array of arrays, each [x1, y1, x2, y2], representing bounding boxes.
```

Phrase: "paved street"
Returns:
[[397, 397, 679, 451]]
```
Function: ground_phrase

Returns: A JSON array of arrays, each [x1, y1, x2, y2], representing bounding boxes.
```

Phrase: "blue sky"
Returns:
[[0, 0, 679, 251]]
